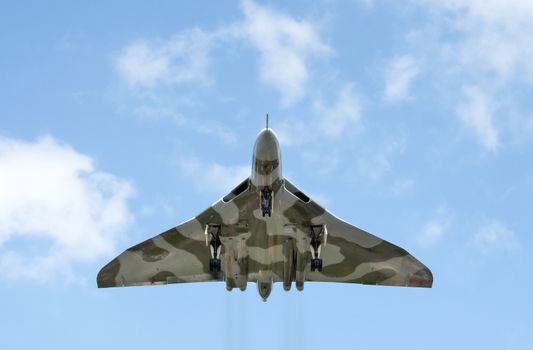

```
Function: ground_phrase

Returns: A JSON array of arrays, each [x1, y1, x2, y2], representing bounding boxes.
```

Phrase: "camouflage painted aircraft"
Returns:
[[97, 121, 433, 300]]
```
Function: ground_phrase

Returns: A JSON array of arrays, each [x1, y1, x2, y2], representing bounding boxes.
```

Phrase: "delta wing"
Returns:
[[283, 179, 433, 287], [97, 178, 250, 287]]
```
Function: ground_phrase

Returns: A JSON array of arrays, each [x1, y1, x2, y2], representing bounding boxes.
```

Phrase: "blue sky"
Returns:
[[1, 1, 532, 349]]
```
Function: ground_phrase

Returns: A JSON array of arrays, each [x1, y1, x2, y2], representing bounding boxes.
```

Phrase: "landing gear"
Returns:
[[209, 258, 221, 273], [261, 187, 272, 217], [205, 224, 222, 273], [310, 225, 327, 272]]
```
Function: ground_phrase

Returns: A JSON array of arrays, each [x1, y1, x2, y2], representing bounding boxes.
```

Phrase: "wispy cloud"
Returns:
[[383, 55, 420, 103], [301, 149, 340, 175], [132, 103, 188, 126], [195, 123, 239, 146], [114, 1, 329, 108], [276, 83, 362, 145], [112, 0, 338, 154], [472, 220, 520, 252], [237, 0, 330, 106], [314, 83, 362, 137], [357, 136, 406, 181], [418, 206, 452, 247], [425, 0, 533, 82], [457, 85, 499, 152], [176, 155, 249, 197], [115, 28, 212, 88], [0, 136, 134, 283], [391, 178, 415, 195], [389, 0, 533, 151]]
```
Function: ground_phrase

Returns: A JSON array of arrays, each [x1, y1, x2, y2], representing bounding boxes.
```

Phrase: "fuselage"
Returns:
[[251, 128, 282, 190], [249, 128, 283, 300]]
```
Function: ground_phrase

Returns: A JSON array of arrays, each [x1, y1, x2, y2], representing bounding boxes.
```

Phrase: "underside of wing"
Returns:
[[284, 179, 433, 288], [309, 216, 433, 287], [97, 218, 218, 287], [97, 178, 251, 288]]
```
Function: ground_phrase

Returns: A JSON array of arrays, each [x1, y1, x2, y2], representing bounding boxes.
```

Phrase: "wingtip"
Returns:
[[96, 258, 121, 288], [408, 267, 433, 288]]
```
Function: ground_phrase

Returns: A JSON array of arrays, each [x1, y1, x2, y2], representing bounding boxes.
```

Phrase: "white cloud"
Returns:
[[0, 136, 134, 283], [115, 28, 212, 88], [384, 0, 533, 151], [111, 1, 361, 158], [415, 0, 533, 79], [430, 0, 533, 82], [275, 83, 362, 145], [418, 206, 452, 247], [473, 220, 520, 252], [237, 0, 330, 106], [384, 55, 420, 103], [314, 83, 362, 137], [176, 155, 250, 197], [457, 85, 499, 152], [114, 1, 329, 108]]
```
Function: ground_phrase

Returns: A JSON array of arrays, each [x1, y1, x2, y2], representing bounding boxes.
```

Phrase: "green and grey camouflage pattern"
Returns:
[[97, 127, 433, 300]]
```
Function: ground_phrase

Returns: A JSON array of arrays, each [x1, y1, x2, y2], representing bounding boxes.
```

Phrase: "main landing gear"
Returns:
[[310, 225, 327, 272], [261, 187, 272, 217], [205, 224, 222, 273]]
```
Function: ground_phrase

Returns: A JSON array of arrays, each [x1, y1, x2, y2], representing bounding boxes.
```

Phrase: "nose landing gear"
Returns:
[[205, 224, 222, 273], [260, 187, 272, 217]]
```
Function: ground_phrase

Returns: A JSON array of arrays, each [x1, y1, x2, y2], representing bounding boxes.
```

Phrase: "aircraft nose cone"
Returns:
[[253, 129, 280, 161]]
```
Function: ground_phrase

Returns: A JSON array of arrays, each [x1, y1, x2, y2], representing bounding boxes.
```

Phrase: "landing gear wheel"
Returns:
[[311, 258, 323, 272], [209, 258, 221, 273]]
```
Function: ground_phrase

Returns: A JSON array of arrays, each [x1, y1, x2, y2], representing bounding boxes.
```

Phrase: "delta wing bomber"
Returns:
[[97, 118, 433, 300]]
